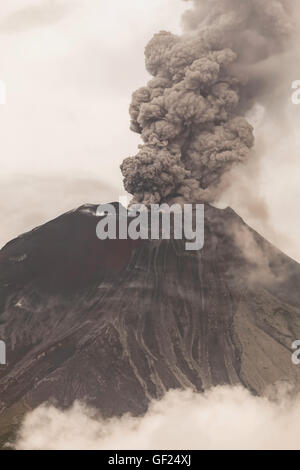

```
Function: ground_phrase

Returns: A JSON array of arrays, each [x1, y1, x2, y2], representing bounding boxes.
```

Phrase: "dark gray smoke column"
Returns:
[[121, 0, 293, 205]]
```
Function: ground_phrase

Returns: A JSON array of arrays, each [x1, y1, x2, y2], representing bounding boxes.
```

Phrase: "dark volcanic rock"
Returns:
[[0, 203, 300, 434]]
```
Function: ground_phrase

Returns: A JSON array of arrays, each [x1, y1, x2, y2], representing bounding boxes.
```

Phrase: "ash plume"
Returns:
[[121, 0, 294, 205]]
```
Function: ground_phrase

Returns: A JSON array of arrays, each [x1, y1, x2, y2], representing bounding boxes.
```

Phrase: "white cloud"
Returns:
[[14, 385, 300, 450]]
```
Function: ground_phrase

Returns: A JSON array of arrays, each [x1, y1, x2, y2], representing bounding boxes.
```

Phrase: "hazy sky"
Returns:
[[0, 0, 300, 263], [0, 0, 186, 244], [0, 0, 185, 181]]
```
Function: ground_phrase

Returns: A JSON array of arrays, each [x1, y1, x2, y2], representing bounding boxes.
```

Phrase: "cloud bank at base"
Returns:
[[15, 385, 300, 450]]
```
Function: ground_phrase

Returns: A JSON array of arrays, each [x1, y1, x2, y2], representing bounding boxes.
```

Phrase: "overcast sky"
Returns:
[[0, 0, 185, 179], [0, 0, 300, 263]]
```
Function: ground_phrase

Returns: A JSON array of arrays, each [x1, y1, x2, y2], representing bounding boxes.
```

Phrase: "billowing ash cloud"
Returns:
[[121, 0, 294, 205]]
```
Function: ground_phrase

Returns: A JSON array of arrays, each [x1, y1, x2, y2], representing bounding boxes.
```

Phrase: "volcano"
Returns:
[[0, 203, 300, 446]]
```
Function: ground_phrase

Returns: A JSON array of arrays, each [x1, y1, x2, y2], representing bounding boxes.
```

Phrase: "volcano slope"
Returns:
[[0, 203, 300, 445]]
